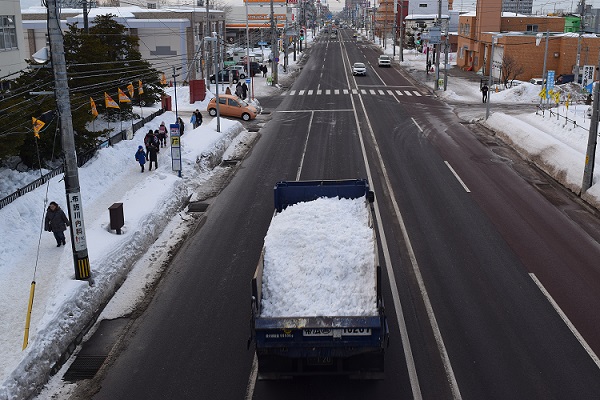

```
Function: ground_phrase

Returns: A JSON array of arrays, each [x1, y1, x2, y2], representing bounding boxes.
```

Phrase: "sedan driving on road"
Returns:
[[352, 62, 367, 76]]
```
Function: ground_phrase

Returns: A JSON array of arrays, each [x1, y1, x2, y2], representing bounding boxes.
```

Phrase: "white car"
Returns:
[[378, 55, 391, 67], [352, 62, 367, 76], [226, 65, 246, 79]]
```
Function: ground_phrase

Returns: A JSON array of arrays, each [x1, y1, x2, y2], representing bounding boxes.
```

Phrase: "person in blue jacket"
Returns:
[[135, 145, 147, 172]]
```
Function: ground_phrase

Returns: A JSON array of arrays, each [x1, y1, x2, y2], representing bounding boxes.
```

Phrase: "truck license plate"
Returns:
[[303, 329, 333, 337]]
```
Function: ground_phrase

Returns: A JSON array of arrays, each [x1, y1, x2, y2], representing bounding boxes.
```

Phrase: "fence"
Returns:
[[0, 108, 165, 210]]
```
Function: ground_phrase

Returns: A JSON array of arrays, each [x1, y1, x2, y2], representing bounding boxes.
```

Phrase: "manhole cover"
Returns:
[[188, 202, 209, 212]]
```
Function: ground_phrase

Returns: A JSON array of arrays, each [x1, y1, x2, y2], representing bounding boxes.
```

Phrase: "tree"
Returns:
[[500, 54, 525, 89], [0, 14, 164, 168]]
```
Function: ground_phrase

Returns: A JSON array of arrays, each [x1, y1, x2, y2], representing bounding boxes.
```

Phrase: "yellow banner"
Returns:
[[118, 88, 131, 103], [161, 73, 167, 85], [32, 117, 45, 138], [105, 92, 120, 109], [90, 97, 98, 118], [138, 80, 144, 95], [127, 83, 134, 98]]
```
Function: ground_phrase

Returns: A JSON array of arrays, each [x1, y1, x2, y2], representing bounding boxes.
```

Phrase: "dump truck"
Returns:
[[250, 179, 388, 379]]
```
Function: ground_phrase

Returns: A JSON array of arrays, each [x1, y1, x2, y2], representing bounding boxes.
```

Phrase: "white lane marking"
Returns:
[[343, 89, 349, 94], [299, 89, 305, 95], [317, 89, 322, 95], [444, 161, 471, 193], [411, 117, 423, 132], [404, 91, 413, 96], [245, 353, 259, 400], [530, 273, 600, 370], [326, 89, 331, 95], [296, 110, 315, 179], [378, 90, 385, 95], [369, 89, 376, 95], [358, 93, 463, 400], [396, 90, 404, 96], [334, 89, 340, 95], [414, 91, 422, 97], [289, 90, 296, 95], [387, 90, 394, 96], [307, 90, 313, 95]]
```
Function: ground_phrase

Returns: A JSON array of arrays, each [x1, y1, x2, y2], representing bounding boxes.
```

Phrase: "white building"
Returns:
[[20, 5, 225, 81], [0, 1, 27, 84]]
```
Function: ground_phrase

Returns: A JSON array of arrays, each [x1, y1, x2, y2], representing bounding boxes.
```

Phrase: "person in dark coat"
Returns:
[[44, 201, 70, 247], [135, 145, 146, 172], [177, 117, 185, 136], [158, 122, 168, 147], [144, 130, 155, 154], [147, 141, 159, 171], [194, 109, 203, 127], [481, 84, 489, 103], [241, 82, 248, 100], [235, 82, 243, 98]]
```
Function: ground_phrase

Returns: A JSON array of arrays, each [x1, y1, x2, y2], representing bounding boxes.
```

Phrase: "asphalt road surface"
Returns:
[[69, 28, 600, 400]]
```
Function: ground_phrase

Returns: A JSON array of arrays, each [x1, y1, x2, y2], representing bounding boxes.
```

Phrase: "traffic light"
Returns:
[[300, 29, 305, 41]]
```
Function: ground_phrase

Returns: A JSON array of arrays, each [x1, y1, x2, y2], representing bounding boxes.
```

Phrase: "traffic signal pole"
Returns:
[[48, 0, 91, 280]]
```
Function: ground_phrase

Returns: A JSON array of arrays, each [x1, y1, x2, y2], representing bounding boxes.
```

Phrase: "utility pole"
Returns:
[[399, 0, 404, 61], [539, 30, 550, 108], [271, 0, 279, 84], [48, 0, 91, 280], [581, 50, 600, 193], [485, 35, 498, 120], [82, 0, 89, 34], [434, 0, 442, 90]]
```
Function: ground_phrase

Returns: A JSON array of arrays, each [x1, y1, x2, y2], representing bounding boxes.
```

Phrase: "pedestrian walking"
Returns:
[[135, 145, 146, 172], [44, 201, 70, 247], [194, 109, 203, 128], [235, 82, 243, 98], [241, 82, 248, 100], [481, 84, 489, 103], [190, 113, 197, 129], [147, 141, 159, 171], [144, 129, 154, 154], [158, 122, 168, 147], [261, 64, 267, 77], [177, 117, 185, 136]]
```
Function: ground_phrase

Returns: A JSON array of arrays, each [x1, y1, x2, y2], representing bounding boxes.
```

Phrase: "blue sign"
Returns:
[[258, 41, 268, 45], [547, 70, 555, 90], [246, 78, 251, 84], [274, 57, 279, 63]]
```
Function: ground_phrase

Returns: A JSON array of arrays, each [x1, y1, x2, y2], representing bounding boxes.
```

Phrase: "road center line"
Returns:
[[444, 161, 471, 193], [529, 273, 600, 370]]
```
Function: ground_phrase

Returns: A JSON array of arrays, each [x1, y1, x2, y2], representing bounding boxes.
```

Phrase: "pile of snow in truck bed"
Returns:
[[260, 196, 378, 317]]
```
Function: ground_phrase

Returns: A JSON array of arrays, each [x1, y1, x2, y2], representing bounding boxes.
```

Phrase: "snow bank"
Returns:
[[260, 197, 378, 318]]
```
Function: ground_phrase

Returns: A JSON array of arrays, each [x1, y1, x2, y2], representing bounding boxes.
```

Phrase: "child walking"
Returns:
[[135, 145, 147, 172]]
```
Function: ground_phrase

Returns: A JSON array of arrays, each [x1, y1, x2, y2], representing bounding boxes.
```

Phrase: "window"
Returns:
[[0, 16, 18, 51], [526, 24, 538, 32], [419, 3, 427, 7]]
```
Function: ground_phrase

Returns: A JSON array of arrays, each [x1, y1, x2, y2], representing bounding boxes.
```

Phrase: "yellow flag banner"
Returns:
[[90, 97, 98, 118], [118, 88, 131, 103], [32, 117, 45, 138], [138, 80, 144, 95], [161, 73, 167, 85], [127, 83, 134, 98], [105, 92, 120, 109]]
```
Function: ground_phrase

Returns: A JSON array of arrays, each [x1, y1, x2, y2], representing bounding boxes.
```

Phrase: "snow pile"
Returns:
[[260, 197, 378, 318]]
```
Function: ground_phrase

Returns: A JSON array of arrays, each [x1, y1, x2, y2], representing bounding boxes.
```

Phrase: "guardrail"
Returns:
[[0, 108, 165, 210], [536, 105, 587, 131]]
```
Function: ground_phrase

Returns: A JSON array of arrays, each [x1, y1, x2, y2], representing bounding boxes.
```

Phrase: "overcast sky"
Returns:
[[18, 0, 599, 16]]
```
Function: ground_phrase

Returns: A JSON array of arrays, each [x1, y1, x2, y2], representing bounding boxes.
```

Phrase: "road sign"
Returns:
[[582, 65, 595, 93], [170, 124, 182, 173], [274, 57, 279, 63], [258, 41, 268, 45], [547, 70, 555, 90], [428, 27, 441, 45], [246, 78, 251, 84]]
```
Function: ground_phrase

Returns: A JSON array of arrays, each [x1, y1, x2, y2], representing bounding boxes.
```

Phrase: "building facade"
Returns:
[[0, 1, 26, 84], [21, 5, 225, 81]]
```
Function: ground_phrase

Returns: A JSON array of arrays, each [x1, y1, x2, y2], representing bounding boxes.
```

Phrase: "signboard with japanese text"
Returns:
[[547, 70, 555, 90], [170, 124, 181, 172], [582, 65, 595, 93], [67, 192, 88, 251]]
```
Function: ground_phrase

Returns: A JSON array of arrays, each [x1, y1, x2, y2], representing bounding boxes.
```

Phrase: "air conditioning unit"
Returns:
[[147, 2, 157, 9]]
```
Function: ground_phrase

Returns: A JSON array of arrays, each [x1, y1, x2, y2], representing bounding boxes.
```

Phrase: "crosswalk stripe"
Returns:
[[317, 90, 322, 95], [290, 90, 296, 95], [286, 88, 424, 97], [352, 89, 358, 94], [343, 89, 349, 94], [404, 91, 412, 96], [378, 90, 385, 95], [334, 89, 340, 95], [299, 90, 305, 95], [308, 90, 314, 95], [369, 90, 376, 95], [326, 89, 331, 95], [395, 90, 403, 95], [387, 90, 394, 96], [361, 89, 367, 94], [413, 91, 422, 96]]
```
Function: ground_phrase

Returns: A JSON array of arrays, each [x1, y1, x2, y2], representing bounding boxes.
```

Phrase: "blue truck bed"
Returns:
[[251, 179, 388, 379]]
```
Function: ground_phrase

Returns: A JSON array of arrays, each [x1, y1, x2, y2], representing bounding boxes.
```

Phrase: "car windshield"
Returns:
[[354, 63, 365, 68], [380, 56, 390, 60]]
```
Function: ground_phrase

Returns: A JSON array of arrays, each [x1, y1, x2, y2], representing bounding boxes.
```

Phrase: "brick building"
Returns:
[[457, 0, 600, 82]]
